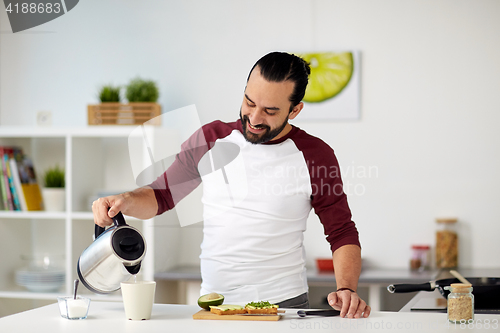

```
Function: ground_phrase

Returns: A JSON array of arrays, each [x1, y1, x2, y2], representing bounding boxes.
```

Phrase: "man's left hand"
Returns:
[[327, 290, 371, 318]]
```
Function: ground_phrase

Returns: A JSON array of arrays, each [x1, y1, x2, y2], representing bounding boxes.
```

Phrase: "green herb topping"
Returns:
[[245, 301, 277, 309]]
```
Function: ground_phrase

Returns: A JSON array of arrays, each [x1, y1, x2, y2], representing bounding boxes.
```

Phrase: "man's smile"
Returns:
[[247, 121, 268, 134]]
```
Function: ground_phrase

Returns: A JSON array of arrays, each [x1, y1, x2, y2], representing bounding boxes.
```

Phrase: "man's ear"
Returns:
[[289, 102, 304, 120]]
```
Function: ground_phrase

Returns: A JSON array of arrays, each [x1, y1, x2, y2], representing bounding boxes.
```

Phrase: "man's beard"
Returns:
[[240, 109, 289, 144]]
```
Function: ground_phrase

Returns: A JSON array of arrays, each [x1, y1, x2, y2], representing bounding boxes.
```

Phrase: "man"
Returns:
[[93, 52, 370, 318]]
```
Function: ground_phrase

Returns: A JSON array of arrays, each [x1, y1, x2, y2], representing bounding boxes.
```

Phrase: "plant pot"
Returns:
[[87, 103, 161, 125], [42, 188, 66, 212]]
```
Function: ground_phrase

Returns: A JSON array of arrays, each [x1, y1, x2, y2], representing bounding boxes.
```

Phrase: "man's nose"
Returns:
[[247, 108, 265, 125]]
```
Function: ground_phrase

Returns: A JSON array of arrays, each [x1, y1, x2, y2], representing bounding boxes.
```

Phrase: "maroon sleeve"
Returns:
[[149, 120, 238, 215], [292, 129, 360, 253]]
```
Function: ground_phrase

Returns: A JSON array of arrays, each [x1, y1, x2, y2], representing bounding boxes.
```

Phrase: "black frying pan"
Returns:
[[388, 277, 500, 309]]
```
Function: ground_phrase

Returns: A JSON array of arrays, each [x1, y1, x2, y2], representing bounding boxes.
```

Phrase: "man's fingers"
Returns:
[[363, 305, 371, 318], [347, 293, 359, 318], [340, 293, 350, 318], [327, 292, 339, 309], [354, 299, 367, 318]]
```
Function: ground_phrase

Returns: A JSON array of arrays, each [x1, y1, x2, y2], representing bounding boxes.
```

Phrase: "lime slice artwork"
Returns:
[[299, 52, 354, 103]]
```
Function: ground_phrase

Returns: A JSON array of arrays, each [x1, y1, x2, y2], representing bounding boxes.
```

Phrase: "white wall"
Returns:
[[1, 0, 499, 269]]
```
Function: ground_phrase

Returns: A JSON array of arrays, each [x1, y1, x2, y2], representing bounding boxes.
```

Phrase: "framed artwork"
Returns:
[[296, 51, 360, 121]]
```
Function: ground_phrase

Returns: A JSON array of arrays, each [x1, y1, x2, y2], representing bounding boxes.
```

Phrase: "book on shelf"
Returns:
[[0, 159, 7, 210], [0, 146, 43, 211], [17, 155, 43, 211], [0, 146, 15, 210], [3, 147, 22, 210], [10, 156, 28, 211], [0, 152, 10, 210]]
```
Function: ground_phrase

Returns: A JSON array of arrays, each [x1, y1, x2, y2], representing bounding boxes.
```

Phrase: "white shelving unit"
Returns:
[[0, 126, 178, 305]]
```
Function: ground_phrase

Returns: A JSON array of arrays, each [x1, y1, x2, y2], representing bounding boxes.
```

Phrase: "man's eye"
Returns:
[[247, 101, 255, 107], [265, 110, 276, 116]]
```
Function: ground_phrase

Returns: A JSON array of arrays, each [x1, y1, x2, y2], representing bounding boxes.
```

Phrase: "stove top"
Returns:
[[411, 298, 500, 314]]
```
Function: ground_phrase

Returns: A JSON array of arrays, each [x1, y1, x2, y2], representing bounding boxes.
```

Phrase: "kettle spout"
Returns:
[[125, 262, 142, 275]]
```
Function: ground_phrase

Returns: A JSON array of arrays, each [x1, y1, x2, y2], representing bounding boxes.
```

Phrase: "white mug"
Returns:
[[120, 281, 156, 320]]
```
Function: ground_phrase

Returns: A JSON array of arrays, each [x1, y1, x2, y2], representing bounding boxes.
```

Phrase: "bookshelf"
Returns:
[[0, 126, 178, 306]]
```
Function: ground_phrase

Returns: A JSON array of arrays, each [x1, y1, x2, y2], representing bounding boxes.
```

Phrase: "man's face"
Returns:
[[240, 67, 302, 144]]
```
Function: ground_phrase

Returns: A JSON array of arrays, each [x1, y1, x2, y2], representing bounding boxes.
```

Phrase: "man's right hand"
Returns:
[[92, 194, 127, 228], [91, 187, 158, 228]]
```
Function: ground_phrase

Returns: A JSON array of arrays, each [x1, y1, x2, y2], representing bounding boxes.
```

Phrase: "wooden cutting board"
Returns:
[[193, 309, 282, 321]]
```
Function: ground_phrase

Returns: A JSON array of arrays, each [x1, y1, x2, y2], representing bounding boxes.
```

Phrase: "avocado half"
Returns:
[[198, 293, 225, 310]]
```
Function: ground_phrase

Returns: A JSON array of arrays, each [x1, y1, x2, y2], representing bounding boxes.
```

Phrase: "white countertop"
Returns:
[[1, 301, 498, 332]]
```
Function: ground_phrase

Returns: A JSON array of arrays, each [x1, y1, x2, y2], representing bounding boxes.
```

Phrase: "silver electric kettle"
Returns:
[[77, 212, 146, 294]]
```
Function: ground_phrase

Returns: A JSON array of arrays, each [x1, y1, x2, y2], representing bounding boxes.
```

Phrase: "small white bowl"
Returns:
[[57, 296, 91, 320]]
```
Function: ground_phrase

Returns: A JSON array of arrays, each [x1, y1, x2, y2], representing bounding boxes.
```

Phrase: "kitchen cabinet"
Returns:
[[0, 126, 178, 313]]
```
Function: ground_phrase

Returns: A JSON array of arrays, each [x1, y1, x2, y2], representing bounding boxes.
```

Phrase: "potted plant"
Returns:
[[41, 165, 65, 212], [98, 84, 121, 103], [88, 79, 161, 126], [125, 78, 159, 103]]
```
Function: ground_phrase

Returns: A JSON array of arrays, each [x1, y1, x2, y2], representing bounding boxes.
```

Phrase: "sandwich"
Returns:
[[209, 301, 279, 315]]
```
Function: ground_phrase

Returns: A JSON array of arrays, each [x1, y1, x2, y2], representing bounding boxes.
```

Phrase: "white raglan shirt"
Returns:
[[150, 120, 360, 304]]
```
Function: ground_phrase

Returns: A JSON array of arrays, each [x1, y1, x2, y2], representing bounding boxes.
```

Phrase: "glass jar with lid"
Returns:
[[435, 218, 458, 268], [410, 245, 430, 271], [444, 283, 474, 323]]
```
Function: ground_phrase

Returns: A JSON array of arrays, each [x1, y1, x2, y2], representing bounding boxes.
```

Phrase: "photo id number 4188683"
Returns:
[[5, 2, 62, 14], [445, 318, 498, 330]]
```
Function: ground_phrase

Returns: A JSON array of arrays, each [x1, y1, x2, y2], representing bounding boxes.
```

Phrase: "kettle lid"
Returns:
[[112, 227, 145, 261]]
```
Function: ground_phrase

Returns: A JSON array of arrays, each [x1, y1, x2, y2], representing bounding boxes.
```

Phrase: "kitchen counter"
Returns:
[[155, 266, 438, 311], [1, 300, 498, 332]]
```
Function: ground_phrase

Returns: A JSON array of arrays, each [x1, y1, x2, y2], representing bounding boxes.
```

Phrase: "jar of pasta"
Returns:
[[435, 218, 458, 268], [445, 283, 474, 323]]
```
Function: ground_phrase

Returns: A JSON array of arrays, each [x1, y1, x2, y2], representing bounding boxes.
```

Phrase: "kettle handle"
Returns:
[[94, 211, 127, 239]]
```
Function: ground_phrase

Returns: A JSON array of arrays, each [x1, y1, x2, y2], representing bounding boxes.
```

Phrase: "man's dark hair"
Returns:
[[247, 52, 310, 112]]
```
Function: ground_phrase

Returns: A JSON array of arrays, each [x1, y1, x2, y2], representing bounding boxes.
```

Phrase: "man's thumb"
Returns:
[[108, 208, 116, 218]]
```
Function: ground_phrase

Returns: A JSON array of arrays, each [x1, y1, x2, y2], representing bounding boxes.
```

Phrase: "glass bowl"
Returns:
[[57, 296, 91, 320]]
